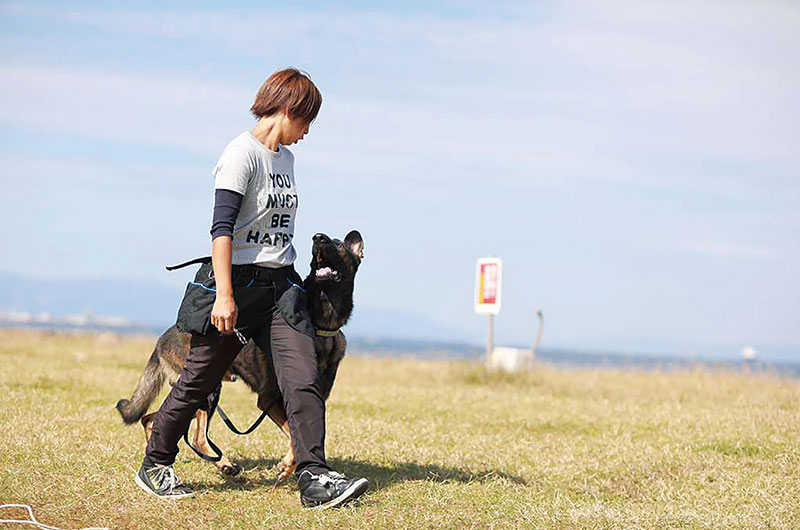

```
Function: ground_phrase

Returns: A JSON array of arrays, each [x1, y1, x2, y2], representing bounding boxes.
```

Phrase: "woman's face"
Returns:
[[282, 114, 311, 145]]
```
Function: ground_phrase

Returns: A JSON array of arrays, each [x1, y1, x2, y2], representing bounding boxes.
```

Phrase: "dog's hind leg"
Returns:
[[191, 409, 243, 477], [141, 412, 156, 442]]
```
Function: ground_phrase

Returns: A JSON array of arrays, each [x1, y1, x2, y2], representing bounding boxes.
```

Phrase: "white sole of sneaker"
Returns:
[[306, 478, 369, 510], [134, 472, 195, 499]]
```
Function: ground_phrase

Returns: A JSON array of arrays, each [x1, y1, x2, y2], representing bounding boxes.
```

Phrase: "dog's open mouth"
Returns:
[[314, 266, 340, 282]]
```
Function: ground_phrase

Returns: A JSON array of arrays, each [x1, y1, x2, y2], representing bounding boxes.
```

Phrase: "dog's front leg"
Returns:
[[266, 401, 296, 481], [276, 440, 295, 482], [192, 409, 242, 477]]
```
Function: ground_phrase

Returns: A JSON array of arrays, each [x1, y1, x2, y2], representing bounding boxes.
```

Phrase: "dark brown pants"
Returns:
[[144, 307, 330, 476]]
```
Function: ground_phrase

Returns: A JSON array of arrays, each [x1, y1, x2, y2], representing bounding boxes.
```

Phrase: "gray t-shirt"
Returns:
[[212, 131, 298, 268]]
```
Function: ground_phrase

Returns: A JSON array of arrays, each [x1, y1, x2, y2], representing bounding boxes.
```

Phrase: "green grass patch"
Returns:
[[695, 440, 766, 458]]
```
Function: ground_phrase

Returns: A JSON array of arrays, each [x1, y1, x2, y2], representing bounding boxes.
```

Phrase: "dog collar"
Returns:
[[315, 329, 340, 337]]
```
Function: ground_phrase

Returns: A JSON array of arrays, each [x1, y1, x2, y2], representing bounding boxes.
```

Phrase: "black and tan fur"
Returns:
[[116, 231, 364, 480]]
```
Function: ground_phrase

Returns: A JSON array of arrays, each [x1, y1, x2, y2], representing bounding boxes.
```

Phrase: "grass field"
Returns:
[[1, 328, 798, 529]]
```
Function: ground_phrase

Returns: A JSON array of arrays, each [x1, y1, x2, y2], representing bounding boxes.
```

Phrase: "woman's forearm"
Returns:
[[211, 235, 234, 298]]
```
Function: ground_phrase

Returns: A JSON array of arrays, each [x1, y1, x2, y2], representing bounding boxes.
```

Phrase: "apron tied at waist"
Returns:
[[166, 256, 316, 339]]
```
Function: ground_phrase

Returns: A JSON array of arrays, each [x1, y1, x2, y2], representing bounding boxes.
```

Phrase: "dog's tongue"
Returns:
[[316, 267, 334, 277]]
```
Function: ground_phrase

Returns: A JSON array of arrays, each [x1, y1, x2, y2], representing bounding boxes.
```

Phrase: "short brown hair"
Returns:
[[250, 68, 322, 123]]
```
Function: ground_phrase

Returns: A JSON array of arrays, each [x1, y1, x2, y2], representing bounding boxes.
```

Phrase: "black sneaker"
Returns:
[[134, 462, 195, 499], [298, 469, 369, 509]]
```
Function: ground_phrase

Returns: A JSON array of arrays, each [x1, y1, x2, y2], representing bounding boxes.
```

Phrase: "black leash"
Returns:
[[182, 384, 272, 463], [183, 383, 225, 463], [216, 405, 270, 435], [181, 328, 271, 463]]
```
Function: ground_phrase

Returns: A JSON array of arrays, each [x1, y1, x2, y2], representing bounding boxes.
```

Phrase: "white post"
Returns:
[[486, 313, 494, 366]]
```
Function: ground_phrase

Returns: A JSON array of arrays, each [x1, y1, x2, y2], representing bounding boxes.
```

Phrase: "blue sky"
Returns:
[[1, 1, 798, 358]]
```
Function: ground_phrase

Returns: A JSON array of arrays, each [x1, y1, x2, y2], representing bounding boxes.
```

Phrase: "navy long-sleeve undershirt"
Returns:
[[210, 188, 244, 240]]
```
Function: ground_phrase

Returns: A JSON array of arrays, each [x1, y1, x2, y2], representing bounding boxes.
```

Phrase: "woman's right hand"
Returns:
[[211, 294, 238, 334]]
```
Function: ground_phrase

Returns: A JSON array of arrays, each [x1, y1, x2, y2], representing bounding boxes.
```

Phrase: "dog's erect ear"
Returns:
[[344, 230, 364, 260]]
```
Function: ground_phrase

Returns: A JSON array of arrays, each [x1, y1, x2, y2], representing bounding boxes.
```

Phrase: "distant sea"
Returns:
[[4, 322, 799, 378], [347, 336, 800, 378]]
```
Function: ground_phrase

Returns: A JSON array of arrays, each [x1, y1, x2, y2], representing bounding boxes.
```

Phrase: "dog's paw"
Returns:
[[275, 457, 296, 482], [221, 462, 242, 477], [275, 465, 295, 482]]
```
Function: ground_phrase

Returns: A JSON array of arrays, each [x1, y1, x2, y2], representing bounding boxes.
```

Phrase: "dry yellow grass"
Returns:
[[0, 328, 798, 529]]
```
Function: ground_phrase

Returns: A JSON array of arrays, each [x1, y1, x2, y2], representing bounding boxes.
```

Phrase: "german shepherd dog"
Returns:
[[116, 231, 364, 481]]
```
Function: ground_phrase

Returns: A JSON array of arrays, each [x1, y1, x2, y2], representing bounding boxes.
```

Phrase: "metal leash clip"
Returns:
[[233, 328, 248, 345]]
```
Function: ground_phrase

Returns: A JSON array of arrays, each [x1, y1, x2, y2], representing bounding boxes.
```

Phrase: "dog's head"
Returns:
[[309, 230, 364, 286], [305, 230, 364, 332]]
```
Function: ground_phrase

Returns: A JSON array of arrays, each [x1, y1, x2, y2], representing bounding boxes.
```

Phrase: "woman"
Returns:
[[134, 68, 369, 510]]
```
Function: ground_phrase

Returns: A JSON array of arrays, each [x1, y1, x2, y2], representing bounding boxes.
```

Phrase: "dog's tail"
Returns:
[[116, 350, 164, 425]]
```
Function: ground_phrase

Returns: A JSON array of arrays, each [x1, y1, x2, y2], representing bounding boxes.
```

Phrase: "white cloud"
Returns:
[[679, 239, 778, 259], [0, 65, 251, 155]]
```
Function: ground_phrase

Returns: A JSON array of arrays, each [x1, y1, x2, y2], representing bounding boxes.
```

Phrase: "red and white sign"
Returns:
[[474, 257, 502, 315]]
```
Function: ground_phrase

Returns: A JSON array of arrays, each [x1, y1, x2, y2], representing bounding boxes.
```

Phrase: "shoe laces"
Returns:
[[313, 470, 347, 487], [151, 464, 183, 493]]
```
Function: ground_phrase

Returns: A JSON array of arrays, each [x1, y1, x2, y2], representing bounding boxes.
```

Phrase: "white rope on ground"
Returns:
[[0, 504, 109, 530]]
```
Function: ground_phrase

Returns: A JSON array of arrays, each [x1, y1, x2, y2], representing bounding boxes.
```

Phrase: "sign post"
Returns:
[[474, 257, 502, 366]]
